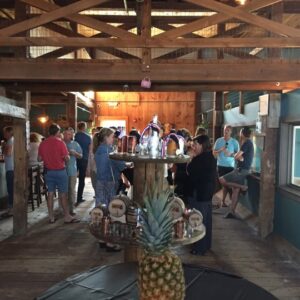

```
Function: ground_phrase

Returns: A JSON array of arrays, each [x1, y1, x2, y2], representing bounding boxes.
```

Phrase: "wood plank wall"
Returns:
[[95, 92, 196, 134]]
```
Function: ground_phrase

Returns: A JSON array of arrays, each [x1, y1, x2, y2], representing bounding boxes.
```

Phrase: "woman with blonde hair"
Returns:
[[95, 128, 126, 207], [29, 132, 42, 166], [95, 127, 126, 252]]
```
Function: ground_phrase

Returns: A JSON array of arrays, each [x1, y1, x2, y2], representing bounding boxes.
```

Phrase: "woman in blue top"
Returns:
[[95, 128, 126, 208], [94, 128, 126, 252]]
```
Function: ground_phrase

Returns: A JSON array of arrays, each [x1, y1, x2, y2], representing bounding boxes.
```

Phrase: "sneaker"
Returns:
[[223, 212, 236, 219]]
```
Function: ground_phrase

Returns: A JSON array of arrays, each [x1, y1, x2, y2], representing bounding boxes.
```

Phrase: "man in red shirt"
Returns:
[[38, 124, 79, 224]]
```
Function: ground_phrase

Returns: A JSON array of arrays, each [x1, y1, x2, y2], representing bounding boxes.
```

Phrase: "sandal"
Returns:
[[64, 218, 80, 224]]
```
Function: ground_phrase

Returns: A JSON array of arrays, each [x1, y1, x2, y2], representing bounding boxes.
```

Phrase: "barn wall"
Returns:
[[95, 92, 196, 134]]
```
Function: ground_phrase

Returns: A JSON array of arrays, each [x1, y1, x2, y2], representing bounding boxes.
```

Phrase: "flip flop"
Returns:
[[64, 218, 80, 224]]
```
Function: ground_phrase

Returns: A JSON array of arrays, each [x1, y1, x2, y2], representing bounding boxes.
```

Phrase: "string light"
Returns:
[[236, 0, 247, 5]]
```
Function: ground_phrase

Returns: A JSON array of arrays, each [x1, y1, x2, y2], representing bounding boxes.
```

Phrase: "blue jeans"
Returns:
[[188, 194, 212, 254], [6, 170, 14, 208], [95, 180, 118, 207], [77, 158, 88, 202]]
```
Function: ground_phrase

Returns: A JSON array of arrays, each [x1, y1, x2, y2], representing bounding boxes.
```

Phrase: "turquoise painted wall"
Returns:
[[294, 128, 300, 178], [274, 192, 300, 249], [274, 89, 300, 250]]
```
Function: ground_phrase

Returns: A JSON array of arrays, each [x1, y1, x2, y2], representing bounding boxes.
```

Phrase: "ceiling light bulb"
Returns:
[[236, 0, 247, 5]]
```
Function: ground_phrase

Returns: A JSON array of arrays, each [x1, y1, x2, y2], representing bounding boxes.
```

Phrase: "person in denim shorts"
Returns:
[[219, 127, 254, 218], [38, 124, 79, 224]]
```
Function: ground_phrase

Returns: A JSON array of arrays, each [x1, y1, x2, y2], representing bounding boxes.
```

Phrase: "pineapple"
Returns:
[[137, 183, 185, 300]]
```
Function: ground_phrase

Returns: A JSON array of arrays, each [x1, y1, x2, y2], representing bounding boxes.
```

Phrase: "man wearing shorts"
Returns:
[[38, 124, 79, 224], [219, 126, 254, 218], [213, 125, 239, 207]]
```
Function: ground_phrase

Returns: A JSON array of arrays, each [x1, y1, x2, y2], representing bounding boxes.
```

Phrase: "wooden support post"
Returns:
[[239, 91, 244, 115], [67, 94, 77, 129], [269, 2, 283, 58], [258, 93, 280, 238], [13, 91, 30, 235], [217, 23, 225, 59], [141, 0, 151, 71], [212, 91, 223, 142], [14, 0, 27, 58]]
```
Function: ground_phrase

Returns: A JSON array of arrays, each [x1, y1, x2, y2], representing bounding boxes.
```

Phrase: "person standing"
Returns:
[[187, 135, 217, 255], [75, 122, 92, 206], [63, 128, 83, 216], [3, 126, 14, 216], [219, 126, 254, 218], [213, 125, 239, 207], [95, 128, 126, 252], [28, 132, 42, 166], [38, 124, 79, 224]]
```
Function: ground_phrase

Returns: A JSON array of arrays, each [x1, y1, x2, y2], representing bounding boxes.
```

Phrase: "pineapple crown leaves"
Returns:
[[137, 180, 174, 254]]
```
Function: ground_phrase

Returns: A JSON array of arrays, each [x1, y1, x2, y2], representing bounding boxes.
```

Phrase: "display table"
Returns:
[[37, 263, 277, 300], [107, 153, 202, 262], [109, 153, 190, 205]]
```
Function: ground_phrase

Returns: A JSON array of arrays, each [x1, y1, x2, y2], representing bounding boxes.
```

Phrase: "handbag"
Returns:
[[141, 77, 151, 89]]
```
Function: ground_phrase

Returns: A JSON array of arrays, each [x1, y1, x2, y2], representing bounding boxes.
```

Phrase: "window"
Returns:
[[278, 123, 300, 197], [291, 125, 300, 187]]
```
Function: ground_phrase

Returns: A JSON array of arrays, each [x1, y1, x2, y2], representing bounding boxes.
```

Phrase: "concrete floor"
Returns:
[[0, 180, 299, 300]]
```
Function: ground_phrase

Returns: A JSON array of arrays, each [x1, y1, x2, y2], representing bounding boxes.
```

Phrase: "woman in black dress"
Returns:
[[187, 135, 217, 255]]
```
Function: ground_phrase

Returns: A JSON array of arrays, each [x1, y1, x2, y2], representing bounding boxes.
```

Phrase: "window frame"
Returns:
[[278, 121, 300, 200]]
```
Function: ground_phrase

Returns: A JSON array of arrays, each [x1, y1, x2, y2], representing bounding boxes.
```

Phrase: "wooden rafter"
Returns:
[[0, 0, 110, 36], [185, 0, 300, 37], [21, 0, 138, 40], [141, 0, 151, 69], [39, 23, 138, 59], [1, 58, 300, 82], [2, 36, 300, 48], [154, 0, 281, 40], [154, 23, 251, 60]]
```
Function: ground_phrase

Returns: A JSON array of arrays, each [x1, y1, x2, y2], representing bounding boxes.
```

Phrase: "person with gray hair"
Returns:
[[63, 127, 83, 215], [219, 126, 254, 218], [213, 125, 239, 208]]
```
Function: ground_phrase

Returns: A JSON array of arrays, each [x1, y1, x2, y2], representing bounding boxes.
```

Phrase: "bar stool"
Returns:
[[28, 165, 43, 211]]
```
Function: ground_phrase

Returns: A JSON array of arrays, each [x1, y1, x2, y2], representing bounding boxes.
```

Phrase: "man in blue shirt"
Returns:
[[219, 126, 254, 218], [213, 125, 239, 207], [64, 128, 83, 215], [75, 122, 91, 206]]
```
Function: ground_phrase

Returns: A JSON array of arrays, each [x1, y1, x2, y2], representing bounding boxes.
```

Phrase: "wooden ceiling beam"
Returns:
[[0, 0, 110, 36], [0, 58, 299, 82], [21, 0, 137, 39], [3, 81, 300, 92], [141, 0, 151, 68], [185, 0, 300, 38], [154, 0, 281, 40], [153, 23, 250, 60], [0, 0, 299, 13], [39, 23, 138, 59], [28, 13, 205, 25], [2, 36, 300, 48]]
